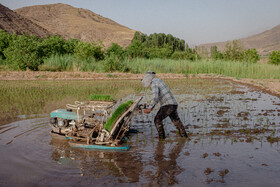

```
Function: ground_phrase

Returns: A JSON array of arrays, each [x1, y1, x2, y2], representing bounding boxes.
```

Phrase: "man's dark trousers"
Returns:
[[154, 105, 187, 139]]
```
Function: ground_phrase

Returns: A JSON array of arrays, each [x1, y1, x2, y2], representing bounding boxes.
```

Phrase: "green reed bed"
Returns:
[[40, 54, 104, 72], [27, 54, 280, 79], [124, 58, 280, 79]]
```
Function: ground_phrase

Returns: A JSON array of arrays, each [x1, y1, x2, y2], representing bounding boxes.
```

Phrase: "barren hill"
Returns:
[[0, 3, 51, 37], [199, 24, 280, 55], [15, 3, 136, 48]]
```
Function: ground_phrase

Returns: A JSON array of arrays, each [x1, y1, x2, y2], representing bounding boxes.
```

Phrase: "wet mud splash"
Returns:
[[0, 79, 280, 186]]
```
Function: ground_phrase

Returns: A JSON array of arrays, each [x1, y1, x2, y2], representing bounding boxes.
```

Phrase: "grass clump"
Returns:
[[104, 100, 133, 132], [89, 94, 114, 102]]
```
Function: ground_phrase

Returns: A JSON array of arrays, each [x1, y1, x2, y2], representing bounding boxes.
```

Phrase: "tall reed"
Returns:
[[124, 58, 280, 79]]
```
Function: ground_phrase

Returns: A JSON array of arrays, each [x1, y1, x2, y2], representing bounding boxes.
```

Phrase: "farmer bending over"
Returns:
[[142, 71, 188, 139]]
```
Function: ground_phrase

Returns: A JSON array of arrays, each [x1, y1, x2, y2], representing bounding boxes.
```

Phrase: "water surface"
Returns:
[[0, 79, 280, 186]]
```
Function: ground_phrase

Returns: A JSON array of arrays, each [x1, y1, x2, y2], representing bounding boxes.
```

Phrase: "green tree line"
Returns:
[[0, 30, 279, 72]]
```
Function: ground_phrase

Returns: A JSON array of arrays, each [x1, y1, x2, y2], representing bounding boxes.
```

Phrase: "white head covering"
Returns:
[[142, 71, 156, 87]]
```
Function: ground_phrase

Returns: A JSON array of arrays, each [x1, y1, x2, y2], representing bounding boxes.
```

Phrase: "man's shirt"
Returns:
[[151, 77, 178, 108]]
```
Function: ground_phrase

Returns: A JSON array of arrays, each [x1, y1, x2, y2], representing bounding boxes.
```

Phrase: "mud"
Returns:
[[0, 78, 280, 186]]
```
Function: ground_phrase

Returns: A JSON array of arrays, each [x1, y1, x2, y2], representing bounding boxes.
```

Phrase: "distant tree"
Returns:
[[4, 34, 42, 70], [106, 43, 124, 58], [223, 40, 244, 61], [74, 41, 104, 60], [132, 32, 185, 52], [0, 30, 12, 59], [132, 31, 147, 43], [269, 50, 280, 65], [210, 46, 223, 60], [243, 48, 260, 63], [195, 46, 209, 59], [64, 38, 79, 54], [171, 50, 201, 61], [125, 40, 145, 58], [38, 35, 67, 58], [148, 45, 173, 59]]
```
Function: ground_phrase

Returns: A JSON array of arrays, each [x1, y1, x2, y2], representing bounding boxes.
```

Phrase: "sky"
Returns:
[[1, 0, 280, 46]]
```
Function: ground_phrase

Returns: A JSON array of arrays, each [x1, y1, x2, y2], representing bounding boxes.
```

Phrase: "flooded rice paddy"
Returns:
[[0, 79, 280, 186]]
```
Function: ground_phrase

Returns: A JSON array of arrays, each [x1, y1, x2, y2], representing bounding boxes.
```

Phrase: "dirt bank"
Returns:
[[0, 71, 279, 97]]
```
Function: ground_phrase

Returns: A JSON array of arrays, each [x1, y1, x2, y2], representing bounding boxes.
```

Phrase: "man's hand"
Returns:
[[143, 108, 152, 114]]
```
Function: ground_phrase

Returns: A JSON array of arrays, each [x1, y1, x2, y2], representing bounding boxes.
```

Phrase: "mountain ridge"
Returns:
[[0, 3, 52, 37], [199, 24, 280, 55], [15, 3, 136, 48]]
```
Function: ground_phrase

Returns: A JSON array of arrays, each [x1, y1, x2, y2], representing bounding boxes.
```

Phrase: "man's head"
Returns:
[[141, 71, 156, 87]]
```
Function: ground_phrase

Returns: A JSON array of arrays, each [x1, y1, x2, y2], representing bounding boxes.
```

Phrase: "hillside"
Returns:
[[199, 24, 280, 55], [0, 3, 51, 37], [15, 3, 136, 48]]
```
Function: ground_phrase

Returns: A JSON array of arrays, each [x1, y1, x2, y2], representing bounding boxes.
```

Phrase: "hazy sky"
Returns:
[[1, 0, 280, 45]]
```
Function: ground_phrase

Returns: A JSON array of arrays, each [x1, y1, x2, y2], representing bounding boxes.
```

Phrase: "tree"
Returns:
[[106, 43, 124, 58], [38, 35, 67, 58], [269, 51, 280, 65], [243, 48, 260, 63], [74, 41, 104, 60], [64, 38, 79, 54], [223, 40, 244, 61], [125, 40, 145, 58], [210, 46, 223, 60], [0, 30, 12, 59], [4, 34, 42, 70], [149, 45, 173, 59]]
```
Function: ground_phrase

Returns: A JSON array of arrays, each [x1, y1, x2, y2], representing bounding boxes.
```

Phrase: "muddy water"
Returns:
[[0, 79, 280, 186]]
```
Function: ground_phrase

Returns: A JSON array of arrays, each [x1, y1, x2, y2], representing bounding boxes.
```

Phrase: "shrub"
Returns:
[[38, 35, 67, 58], [210, 46, 223, 60], [106, 43, 124, 58], [74, 41, 104, 60], [269, 51, 280, 65], [64, 38, 79, 54], [223, 40, 244, 61], [0, 30, 11, 59], [243, 48, 260, 63], [149, 45, 173, 59], [125, 40, 145, 58], [3, 34, 42, 70], [171, 51, 200, 61]]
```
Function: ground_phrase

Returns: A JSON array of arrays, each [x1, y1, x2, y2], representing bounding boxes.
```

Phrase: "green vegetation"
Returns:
[[123, 58, 280, 79], [104, 100, 133, 132], [2, 78, 218, 124], [0, 30, 279, 79], [209, 40, 260, 63], [89, 94, 114, 102], [269, 50, 280, 65], [0, 80, 145, 123]]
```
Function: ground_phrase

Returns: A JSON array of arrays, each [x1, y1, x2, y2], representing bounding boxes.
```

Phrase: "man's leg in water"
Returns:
[[154, 105, 171, 139], [169, 106, 188, 138]]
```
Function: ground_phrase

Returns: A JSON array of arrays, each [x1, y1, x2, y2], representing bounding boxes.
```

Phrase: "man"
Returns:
[[141, 71, 188, 139]]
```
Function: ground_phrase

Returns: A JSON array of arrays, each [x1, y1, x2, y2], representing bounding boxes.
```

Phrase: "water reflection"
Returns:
[[152, 139, 186, 186], [50, 138, 143, 183]]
